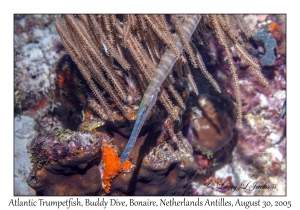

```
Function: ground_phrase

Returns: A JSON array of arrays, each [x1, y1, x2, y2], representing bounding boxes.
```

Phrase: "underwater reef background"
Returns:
[[14, 14, 286, 196]]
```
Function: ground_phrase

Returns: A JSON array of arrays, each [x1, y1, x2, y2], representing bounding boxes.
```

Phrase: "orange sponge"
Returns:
[[101, 142, 132, 193], [269, 21, 279, 32]]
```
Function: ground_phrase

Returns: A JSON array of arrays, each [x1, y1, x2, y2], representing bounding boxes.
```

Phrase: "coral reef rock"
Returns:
[[14, 15, 65, 112], [27, 131, 103, 195], [109, 132, 198, 195], [14, 115, 37, 195], [187, 93, 237, 153]]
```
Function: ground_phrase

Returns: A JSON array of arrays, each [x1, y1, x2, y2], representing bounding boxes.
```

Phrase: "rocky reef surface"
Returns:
[[188, 15, 286, 195], [14, 14, 286, 196]]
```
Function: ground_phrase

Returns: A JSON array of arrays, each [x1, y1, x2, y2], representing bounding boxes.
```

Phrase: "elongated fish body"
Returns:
[[120, 88, 158, 162], [120, 15, 202, 163]]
